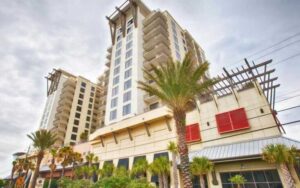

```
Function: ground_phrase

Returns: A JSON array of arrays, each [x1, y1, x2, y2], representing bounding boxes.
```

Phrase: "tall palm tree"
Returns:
[[149, 156, 170, 188], [48, 149, 57, 188], [70, 152, 83, 179], [27, 130, 56, 188], [190, 157, 214, 188], [10, 160, 17, 188], [138, 54, 215, 188], [57, 146, 73, 177], [85, 153, 99, 167], [262, 144, 298, 188], [167, 141, 179, 188], [131, 158, 148, 179]]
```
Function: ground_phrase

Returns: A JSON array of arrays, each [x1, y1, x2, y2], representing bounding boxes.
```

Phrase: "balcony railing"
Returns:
[[143, 25, 168, 43], [144, 43, 171, 61], [143, 93, 159, 104], [143, 34, 169, 51], [144, 17, 168, 35]]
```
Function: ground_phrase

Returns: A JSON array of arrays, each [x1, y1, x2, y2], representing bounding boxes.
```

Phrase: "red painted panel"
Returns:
[[216, 112, 232, 133], [230, 108, 250, 130], [186, 123, 201, 142]]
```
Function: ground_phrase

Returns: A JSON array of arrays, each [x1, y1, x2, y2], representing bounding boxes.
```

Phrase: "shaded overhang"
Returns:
[[189, 135, 300, 163], [89, 106, 172, 143]]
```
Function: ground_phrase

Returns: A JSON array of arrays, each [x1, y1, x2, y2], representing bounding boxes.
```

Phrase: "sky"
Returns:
[[0, 0, 300, 177]]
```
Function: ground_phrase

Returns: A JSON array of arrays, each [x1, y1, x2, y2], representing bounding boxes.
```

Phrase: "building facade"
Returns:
[[40, 69, 103, 147], [88, 1, 300, 188], [104, 0, 205, 125]]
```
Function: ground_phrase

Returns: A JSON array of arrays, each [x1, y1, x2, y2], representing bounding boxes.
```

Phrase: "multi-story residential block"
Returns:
[[104, 0, 205, 125], [40, 69, 102, 147], [89, 1, 300, 188]]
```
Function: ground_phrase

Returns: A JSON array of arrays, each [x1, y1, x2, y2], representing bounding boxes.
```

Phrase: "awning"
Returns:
[[189, 136, 300, 162]]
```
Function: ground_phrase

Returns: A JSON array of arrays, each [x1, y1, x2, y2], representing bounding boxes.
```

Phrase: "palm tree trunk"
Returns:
[[10, 168, 15, 188], [163, 173, 169, 188], [171, 152, 179, 188], [61, 166, 65, 177], [279, 163, 296, 188], [174, 110, 193, 188], [48, 171, 53, 188], [158, 174, 164, 188], [200, 175, 205, 188], [28, 152, 43, 188]]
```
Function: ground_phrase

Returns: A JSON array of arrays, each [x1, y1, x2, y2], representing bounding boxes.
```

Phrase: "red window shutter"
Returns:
[[216, 112, 232, 134], [185, 126, 191, 141], [186, 123, 201, 142], [230, 108, 250, 130]]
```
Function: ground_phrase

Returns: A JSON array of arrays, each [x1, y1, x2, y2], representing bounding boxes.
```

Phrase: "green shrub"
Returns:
[[58, 177, 92, 188]]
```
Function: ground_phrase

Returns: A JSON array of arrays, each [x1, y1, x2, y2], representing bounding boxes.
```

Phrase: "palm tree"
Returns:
[[70, 152, 83, 179], [10, 160, 17, 188], [85, 153, 99, 167], [149, 156, 170, 188], [229, 174, 247, 188], [48, 149, 57, 188], [100, 162, 115, 178], [262, 144, 298, 188], [27, 130, 56, 188], [131, 158, 148, 179], [190, 157, 214, 188], [167, 141, 179, 188], [138, 53, 215, 188], [57, 146, 74, 177]]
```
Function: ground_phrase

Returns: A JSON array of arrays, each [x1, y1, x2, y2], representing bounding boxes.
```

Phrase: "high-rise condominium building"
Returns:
[[39, 69, 102, 147], [104, 0, 206, 125]]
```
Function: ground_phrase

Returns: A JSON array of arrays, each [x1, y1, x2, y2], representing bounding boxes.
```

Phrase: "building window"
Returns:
[[75, 113, 80, 118], [125, 49, 132, 59], [175, 43, 180, 51], [117, 158, 129, 170], [127, 18, 133, 26], [124, 79, 132, 90], [124, 69, 132, 79], [117, 35, 121, 42], [220, 170, 282, 188], [71, 134, 77, 141], [127, 26, 132, 34], [114, 66, 120, 75], [123, 104, 131, 115], [89, 98, 93, 103], [186, 123, 201, 142], [85, 123, 89, 128], [215, 108, 250, 134], [125, 59, 132, 68], [126, 41, 133, 50], [90, 92, 94, 97], [123, 91, 131, 102], [110, 110, 117, 120], [74, 119, 79, 125], [79, 93, 84, 99], [112, 86, 118, 96], [88, 103, 92, 109], [149, 102, 159, 110], [182, 39, 186, 44], [127, 33, 133, 41], [81, 82, 86, 88], [87, 110, 91, 115], [173, 35, 178, 43], [80, 88, 85, 93], [91, 86, 95, 91], [86, 116, 90, 121], [151, 152, 169, 185], [176, 51, 181, 61], [113, 76, 119, 85], [76, 106, 82, 112], [115, 57, 121, 66], [78, 99, 83, 105], [116, 41, 122, 49], [111, 97, 118, 108], [72, 127, 78, 133], [115, 49, 121, 57]]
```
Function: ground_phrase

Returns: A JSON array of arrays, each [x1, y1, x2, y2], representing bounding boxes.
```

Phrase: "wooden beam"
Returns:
[[112, 132, 118, 144], [99, 136, 104, 147], [115, 7, 126, 37], [129, 0, 138, 27], [127, 128, 133, 141], [164, 117, 172, 131], [106, 16, 116, 44], [144, 123, 151, 137]]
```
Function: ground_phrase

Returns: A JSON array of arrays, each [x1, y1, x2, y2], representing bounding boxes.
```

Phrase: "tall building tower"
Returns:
[[104, 0, 205, 125], [40, 69, 102, 147]]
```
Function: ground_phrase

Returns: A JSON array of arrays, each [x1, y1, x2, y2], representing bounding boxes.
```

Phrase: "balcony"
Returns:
[[144, 17, 168, 35], [143, 25, 168, 43], [106, 53, 111, 60], [143, 12, 166, 28], [144, 43, 170, 61], [107, 46, 112, 53], [57, 104, 71, 113], [143, 93, 159, 104], [143, 34, 169, 52], [105, 60, 111, 67], [144, 53, 169, 70]]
